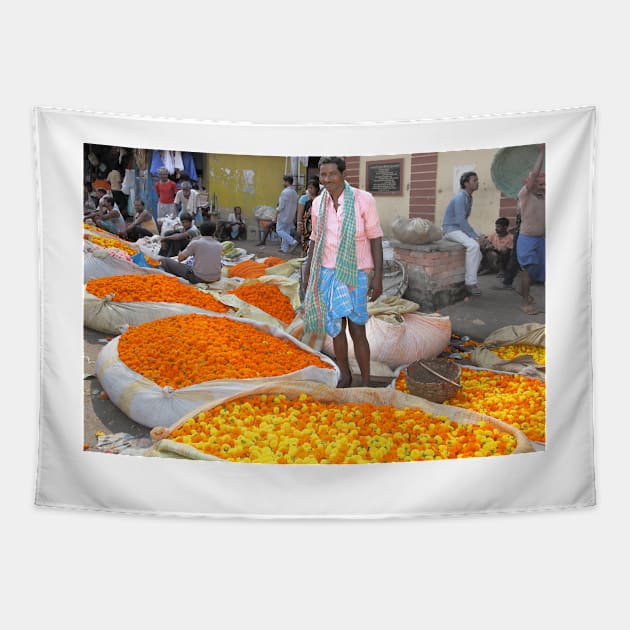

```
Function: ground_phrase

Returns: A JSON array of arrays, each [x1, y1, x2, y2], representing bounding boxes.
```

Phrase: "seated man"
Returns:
[[159, 212, 200, 257], [160, 221, 222, 284], [256, 218, 277, 246], [226, 206, 247, 240], [119, 199, 159, 241], [93, 196, 126, 236], [480, 217, 514, 277]]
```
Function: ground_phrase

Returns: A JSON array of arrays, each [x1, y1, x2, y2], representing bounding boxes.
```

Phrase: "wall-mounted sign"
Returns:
[[366, 158, 403, 196]]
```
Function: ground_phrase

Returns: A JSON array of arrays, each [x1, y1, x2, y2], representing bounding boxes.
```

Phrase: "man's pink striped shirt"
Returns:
[[310, 186, 383, 270]]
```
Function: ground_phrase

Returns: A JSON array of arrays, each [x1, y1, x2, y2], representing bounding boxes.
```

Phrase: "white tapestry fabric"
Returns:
[[34, 106, 595, 519]]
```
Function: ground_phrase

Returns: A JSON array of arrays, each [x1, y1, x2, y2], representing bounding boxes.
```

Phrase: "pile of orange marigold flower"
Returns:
[[228, 283, 294, 324], [86, 275, 230, 313], [84, 233, 138, 257], [168, 392, 518, 464], [396, 365, 546, 443], [493, 343, 546, 366], [117, 313, 333, 388]]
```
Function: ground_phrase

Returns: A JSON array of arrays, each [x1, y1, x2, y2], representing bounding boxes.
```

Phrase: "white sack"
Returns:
[[83, 286, 230, 335], [391, 217, 443, 245], [323, 312, 451, 369], [96, 314, 340, 428]]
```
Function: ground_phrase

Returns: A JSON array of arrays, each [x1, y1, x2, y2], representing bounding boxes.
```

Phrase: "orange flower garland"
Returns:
[[396, 366, 546, 443], [168, 393, 518, 464], [117, 313, 333, 388], [228, 283, 295, 324], [86, 275, 230, 313]]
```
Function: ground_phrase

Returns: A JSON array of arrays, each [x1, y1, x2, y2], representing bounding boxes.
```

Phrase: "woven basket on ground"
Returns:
[[490, 145, 545, 199], [406, 358, 462, 403]]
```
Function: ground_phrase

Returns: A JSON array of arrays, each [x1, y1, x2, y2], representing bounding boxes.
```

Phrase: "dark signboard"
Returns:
[[366, 159, 403, 196]]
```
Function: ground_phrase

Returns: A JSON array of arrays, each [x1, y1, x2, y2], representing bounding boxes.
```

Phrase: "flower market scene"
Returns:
[[83, 144, 546, 463]]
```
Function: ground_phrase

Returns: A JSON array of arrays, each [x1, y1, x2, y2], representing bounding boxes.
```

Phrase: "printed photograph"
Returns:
[[83, 144, 546, 463]]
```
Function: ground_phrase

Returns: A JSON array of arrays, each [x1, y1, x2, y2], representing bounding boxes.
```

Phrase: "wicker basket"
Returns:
[[406, 358, 462, 403], [490, 145, 545, 199]]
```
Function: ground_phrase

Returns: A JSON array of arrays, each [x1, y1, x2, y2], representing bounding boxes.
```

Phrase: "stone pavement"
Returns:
[[436, 271, 545, 342]]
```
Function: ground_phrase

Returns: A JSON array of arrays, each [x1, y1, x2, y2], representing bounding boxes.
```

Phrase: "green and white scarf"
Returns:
[[303, 181, 358, 334]]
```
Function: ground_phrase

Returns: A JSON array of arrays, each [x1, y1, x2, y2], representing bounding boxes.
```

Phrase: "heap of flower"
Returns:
[[84, 223, 115, 235], [396, 366, 546, 443], [228, 283, 294, 325], [117, 313, 333, 388], [86, 275, 230, 313], [167, 392, 518, 464], [84, 232, 138, 257], [492, 343, 546, 366]]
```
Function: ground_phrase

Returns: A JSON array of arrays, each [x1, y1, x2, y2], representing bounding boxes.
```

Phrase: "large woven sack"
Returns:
[[481, 323, 545, 348], [210, 275, 300, 329], [147, 380, 533, 459], [470, 323, 545, 379], [83, 286, 231, 335], [84, 246, 166, 282], [322, 311, 451, 369], [96, 314, 339, 428], [391, 217, 442, 245]]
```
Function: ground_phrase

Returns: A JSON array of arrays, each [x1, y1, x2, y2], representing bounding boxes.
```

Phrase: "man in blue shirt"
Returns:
[[275, 175, 300, 254], [442, 171, 483, 295]]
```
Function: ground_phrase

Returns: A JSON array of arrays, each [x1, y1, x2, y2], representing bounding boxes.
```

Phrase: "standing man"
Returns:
[[516, 144, 545, 315], [302, 156, 384, 388], [442, 171, 483, 295], [275, 175, 300, 254], [154, 167, 178, 227]]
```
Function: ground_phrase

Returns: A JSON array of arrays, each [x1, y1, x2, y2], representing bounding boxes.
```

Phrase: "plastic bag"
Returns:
[[391, 217, 443, 245]]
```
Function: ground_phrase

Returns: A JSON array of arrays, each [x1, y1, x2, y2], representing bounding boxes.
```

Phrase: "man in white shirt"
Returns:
[[174, 181, 201, 225]]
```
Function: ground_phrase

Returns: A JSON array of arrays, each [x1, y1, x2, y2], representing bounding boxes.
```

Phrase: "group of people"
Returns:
[[441, 144, 545, 315], [84, 147, 545, 390]]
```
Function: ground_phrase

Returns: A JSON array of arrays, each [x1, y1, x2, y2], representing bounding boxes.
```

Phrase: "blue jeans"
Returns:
[[276, 221, 297, 252]]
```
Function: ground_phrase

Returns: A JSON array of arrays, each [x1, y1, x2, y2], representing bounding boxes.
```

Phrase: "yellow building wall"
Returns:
[[434, 149, 501, 237], [356, 155, 411, 239], [204, 154, 288, 227]]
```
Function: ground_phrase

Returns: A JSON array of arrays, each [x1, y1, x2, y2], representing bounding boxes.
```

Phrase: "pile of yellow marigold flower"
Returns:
[[168, 392, 518, 464], [493, 343, 546, 365], [117, 313, 333, 388], [396, 365, 546, 443], [86, 275, 230, 313]]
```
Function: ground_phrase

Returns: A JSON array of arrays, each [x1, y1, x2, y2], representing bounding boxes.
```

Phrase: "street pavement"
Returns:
[[83, 234, 544, 447]]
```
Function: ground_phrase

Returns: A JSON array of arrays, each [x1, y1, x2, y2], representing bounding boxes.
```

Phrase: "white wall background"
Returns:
[[3, 2, 624, 629]]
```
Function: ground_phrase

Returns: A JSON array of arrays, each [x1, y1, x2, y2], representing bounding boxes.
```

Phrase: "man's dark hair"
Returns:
[[134, 199, 145, 207], [459, 171, 477, 188], [199, 221, 216, 236], [495, 217, 509, 227], [180, 212, 194, 223], [318, 156, 346, 172], [283, 175, 294, 185]]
